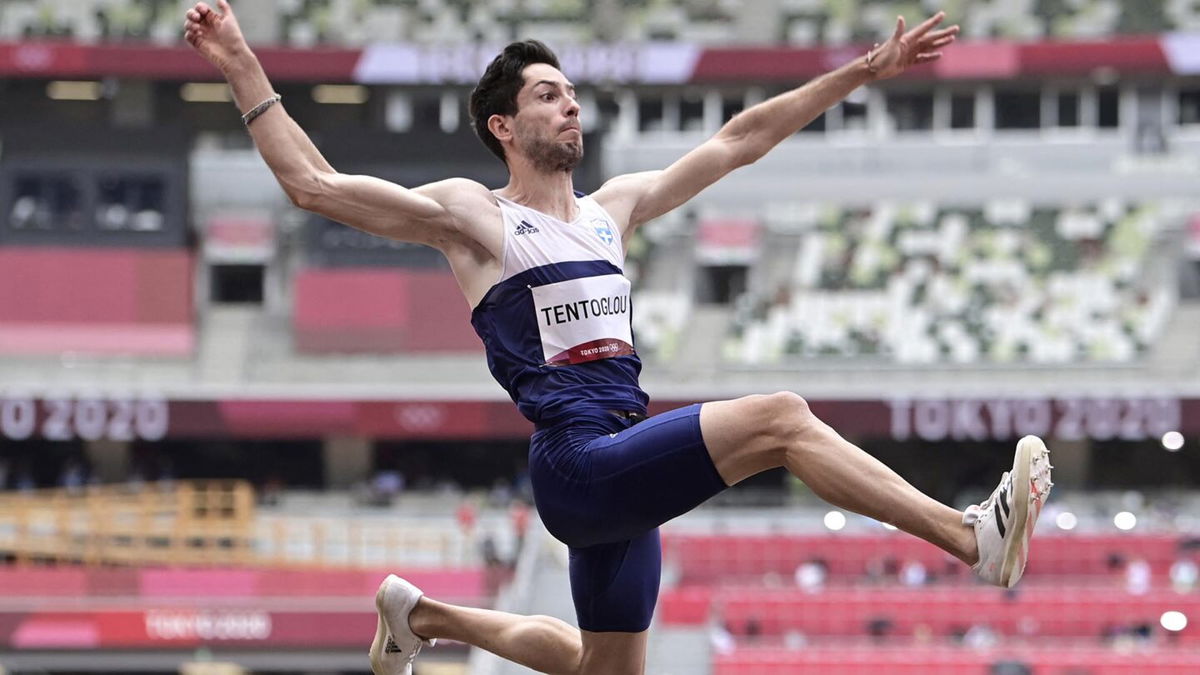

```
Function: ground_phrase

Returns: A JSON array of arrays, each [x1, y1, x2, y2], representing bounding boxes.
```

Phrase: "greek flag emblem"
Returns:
[[593, 220, 614, 245]]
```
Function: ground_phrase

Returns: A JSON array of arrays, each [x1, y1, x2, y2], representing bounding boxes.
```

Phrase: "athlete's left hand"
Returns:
[[866, 11, 959, 80]]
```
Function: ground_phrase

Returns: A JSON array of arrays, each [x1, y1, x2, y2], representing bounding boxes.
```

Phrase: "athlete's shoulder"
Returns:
[[590, 171, 662, 230], [594, 171, 662, 196], [413, 177, 496, 205]]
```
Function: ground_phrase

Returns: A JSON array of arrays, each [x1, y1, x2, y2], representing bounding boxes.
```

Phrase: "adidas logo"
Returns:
[[384, 635, 403, 654], [993, 479, 1011, 538], [514, 220, 539, 235]]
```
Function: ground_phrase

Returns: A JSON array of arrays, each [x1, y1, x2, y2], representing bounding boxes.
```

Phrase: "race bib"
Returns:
[[531, 275, 635, 365]]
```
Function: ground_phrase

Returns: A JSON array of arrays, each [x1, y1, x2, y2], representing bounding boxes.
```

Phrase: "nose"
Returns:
[[564, 95, 580, 118]]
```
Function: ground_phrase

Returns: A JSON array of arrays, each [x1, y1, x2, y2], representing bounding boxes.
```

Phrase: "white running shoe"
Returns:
[[369, 575, 435, 675], [964, 435, 1053, 588]]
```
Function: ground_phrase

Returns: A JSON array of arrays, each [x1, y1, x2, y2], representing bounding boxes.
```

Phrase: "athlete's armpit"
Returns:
[[591, 171, 661, 236]]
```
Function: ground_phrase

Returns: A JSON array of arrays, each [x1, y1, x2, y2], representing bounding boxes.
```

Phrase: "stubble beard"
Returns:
[[518, 127, 584, 174]]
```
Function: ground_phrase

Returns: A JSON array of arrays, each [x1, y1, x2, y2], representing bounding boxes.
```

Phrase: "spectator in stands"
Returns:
[[480, 532, 514, 595], [455, 499, 478, 539], [783, 628, 807, 649], [866, 616, 894, 643], [708, 619, 735, 656], [1170, 555, 1198, 593], [183, 5, 1053, 675], [366, 468, 405, 506], [1125, 557, 1151, 595], [866, 553, 901, 583], [901, 559, 928, 587], [58, 456, 89, 493], [964, 622, 998, 649], [744, 613, 762, 642], [794, 557, 828, 593], [509, 498, 531, 552]]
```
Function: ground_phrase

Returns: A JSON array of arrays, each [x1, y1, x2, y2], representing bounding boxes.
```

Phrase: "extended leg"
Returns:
[[700, 393, 979, 565]]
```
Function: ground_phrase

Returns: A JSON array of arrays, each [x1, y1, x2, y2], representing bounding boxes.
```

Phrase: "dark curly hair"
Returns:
[[469, 40, 562, 165]]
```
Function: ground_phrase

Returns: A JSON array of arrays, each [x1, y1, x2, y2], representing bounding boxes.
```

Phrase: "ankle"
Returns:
[[960, 523, 980, 567], [408, 596, 437, 641]]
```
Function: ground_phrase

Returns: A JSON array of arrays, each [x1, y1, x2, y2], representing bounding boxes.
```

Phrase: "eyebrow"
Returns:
[[533, 79, 576, 94]]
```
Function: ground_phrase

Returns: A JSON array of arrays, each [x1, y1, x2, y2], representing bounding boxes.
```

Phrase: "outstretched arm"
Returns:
[[183, 1, 491, 250], [595, 12, 958, 233]]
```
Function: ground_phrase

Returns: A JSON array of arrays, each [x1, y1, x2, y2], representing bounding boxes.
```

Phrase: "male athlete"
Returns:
[[185, 3, 1052, 674]]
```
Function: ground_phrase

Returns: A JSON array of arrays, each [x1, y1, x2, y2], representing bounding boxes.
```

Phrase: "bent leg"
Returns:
[[700, 393, 978, 565], [405, 585, 648, 675], [408, 598, 583, 675]]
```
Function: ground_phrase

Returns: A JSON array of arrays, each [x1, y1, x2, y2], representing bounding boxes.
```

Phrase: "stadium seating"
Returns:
[[726, 200, 1174, 365], [660, 531, 1200, 674], [6, 0, 1200, 45], [661, 532, 1193, 583], [631, 289, 693, 359], [667, 586, 1200, 639], [713, 646, 1200, 675]]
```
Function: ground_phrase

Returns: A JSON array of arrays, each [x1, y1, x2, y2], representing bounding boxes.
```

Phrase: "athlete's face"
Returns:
[[509, 63, 583, 173]]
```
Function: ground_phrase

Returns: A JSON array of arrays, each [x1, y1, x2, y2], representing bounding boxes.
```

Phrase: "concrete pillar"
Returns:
[[1046, 437, 1091, 489], [323, 436, 371, 488], [85, 439, 131, 484]]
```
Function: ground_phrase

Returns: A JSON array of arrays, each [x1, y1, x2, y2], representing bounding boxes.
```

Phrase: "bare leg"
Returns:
[[407, 597, 647, 675], [700, 393, 979, 566], [408, 596, 582, 674]]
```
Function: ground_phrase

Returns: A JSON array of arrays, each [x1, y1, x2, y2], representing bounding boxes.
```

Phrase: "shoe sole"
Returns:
[[999, 436, 1039, 587]]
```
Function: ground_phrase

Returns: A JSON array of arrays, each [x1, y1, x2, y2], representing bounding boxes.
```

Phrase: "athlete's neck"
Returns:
[[497, 164, 578, 222]]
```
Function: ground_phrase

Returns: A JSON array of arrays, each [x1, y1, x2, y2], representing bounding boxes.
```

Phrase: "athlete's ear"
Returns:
[[488, 114, 513, 144]]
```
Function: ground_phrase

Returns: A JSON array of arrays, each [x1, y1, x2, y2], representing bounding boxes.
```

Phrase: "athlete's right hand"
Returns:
[[184, 0, 250, 74]]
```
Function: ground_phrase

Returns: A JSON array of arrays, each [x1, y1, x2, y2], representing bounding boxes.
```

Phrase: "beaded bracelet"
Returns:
[[241, 93, 282, 126]]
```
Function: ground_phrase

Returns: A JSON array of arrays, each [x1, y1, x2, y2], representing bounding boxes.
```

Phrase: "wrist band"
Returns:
[[241, 93, 282, 126], [865, 43, 881, 75]]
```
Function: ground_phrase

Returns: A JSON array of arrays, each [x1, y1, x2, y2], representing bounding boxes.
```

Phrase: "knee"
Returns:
[[760, 391, 816, 444]]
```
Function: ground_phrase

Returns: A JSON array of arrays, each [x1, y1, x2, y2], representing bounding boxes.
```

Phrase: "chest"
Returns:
[[502, 211, 624, 278]]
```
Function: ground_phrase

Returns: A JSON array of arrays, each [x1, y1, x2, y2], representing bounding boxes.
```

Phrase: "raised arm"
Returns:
[[183, 1, 493, 251], [595, 12, 958, 233]]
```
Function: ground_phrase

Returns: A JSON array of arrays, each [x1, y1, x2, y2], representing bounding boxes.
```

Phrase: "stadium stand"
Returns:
[[656, 528, 1200, 674], [726, 200, 1177, 365], [2, 1, 1200, 674], [660, 532, 1199, 584], [6, 0, 1200, 45]]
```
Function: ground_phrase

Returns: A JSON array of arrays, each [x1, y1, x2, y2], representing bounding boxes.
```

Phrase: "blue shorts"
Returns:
[[528, 404, 728, 632]]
